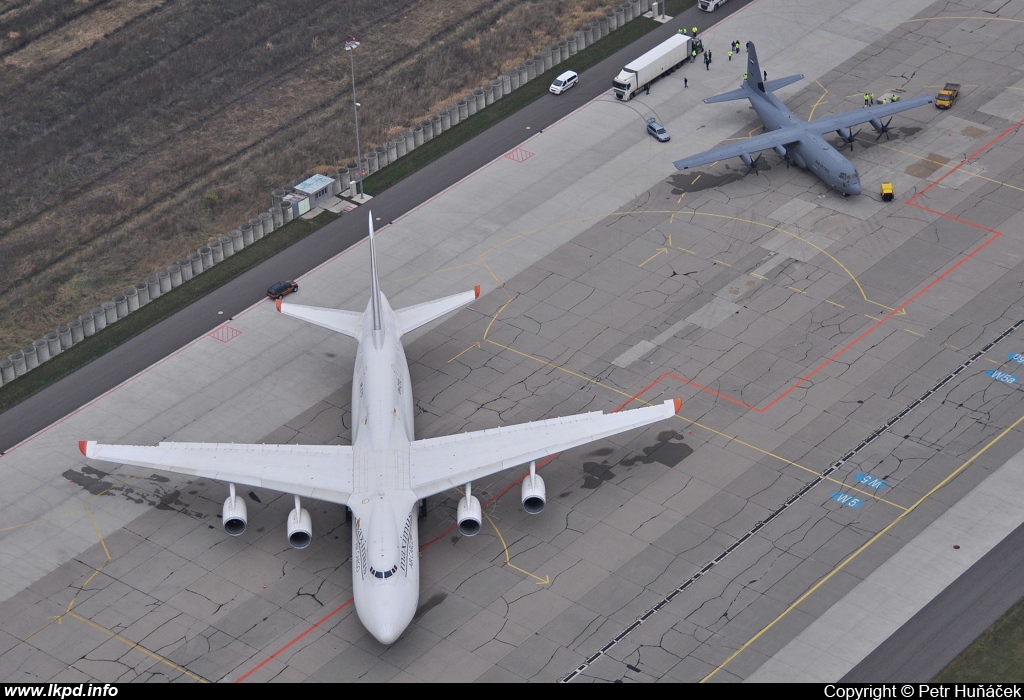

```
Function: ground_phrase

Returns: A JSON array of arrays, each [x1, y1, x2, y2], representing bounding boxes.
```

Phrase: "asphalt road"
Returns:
[[843, 520, 1024, 682], [0, 1, 754, 453]]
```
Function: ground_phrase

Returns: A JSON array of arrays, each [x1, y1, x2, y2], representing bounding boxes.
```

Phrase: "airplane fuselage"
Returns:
[[347, 292, 421, 644], [743, 83, 861, 195]]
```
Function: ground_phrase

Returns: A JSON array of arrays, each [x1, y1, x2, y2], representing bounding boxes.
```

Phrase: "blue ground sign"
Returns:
[[1008, 353, 1024, 365], [987, 369, 1018, 385], [830, 492, 863, 508], [853, 473, 887, 490]]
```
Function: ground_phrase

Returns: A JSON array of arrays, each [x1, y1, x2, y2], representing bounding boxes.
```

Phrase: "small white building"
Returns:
[[293, 173, 336, 213]]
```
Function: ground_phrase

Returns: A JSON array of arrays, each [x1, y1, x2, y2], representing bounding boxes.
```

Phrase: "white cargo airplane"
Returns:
[[80, 213, 680, 645]]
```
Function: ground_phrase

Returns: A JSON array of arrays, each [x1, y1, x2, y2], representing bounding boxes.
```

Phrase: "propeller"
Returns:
[[837, 127, 861, 151], [740, 152, 762, 173], [873, 117, 893, 141]]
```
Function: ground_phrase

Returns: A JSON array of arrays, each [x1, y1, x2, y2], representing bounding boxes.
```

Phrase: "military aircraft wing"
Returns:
[[408, 399, 681, 499], [807, 95, 934, 135], [80, 440, 355, 504], [673, 126, 804, 170]]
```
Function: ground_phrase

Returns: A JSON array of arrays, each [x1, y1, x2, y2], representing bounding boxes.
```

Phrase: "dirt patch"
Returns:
[[962, 125, 989, 139], [905, 153, 950, 179]]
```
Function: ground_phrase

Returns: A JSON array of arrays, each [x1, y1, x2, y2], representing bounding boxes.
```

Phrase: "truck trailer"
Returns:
[[612, 34, 699, 101]]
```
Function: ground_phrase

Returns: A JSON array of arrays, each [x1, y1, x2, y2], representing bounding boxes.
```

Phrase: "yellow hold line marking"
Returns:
[[825, 300, 845, 308], [903, 328, 924, 337], [786, 286, 806, 294], [712, 259, 732, 267]]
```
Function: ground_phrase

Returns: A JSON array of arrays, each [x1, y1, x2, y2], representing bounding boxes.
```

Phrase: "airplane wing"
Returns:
[[673, 126, 804, 170], [407, 399, 680, 499], [807, 95, 934, 135], [79, 441, 355, 504]]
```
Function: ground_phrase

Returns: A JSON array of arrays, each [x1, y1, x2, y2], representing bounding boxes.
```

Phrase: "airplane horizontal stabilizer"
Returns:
[[278, 300, 363, 339], [763, 74, 803, 93], [408, 398, 681, 499], [80, 440, 355, 504], [395, 286, 480, 337], [704, 87, 749, 104]]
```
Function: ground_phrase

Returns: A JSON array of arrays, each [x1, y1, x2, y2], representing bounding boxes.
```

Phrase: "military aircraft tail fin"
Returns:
[[744, 41, 766, 92]]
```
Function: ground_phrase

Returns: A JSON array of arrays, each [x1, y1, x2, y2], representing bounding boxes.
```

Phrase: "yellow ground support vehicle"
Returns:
[[936, 83, 960, 109], [881, 182, 894, 201]]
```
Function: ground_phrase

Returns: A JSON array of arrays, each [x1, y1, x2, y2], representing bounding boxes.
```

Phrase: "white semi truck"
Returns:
[[612, 33, 701, 101]]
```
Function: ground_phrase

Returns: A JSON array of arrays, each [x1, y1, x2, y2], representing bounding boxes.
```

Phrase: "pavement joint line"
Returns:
[[704, 406, 1024, 682], [64, 609, 209, 682], [565, 313, 1024, 683]]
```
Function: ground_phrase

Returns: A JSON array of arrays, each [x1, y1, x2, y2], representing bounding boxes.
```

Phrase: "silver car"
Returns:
[[646, 117, 670, 142]]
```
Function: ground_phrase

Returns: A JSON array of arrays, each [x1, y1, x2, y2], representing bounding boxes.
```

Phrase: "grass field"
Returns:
[[933, 594, 1024, 682], [0, 0, 633, 355]]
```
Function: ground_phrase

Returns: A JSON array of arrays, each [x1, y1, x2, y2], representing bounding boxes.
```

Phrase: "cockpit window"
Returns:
[[370, 565, 399, 579]]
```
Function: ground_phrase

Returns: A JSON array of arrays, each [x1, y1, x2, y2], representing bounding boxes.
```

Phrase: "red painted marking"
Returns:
[[78, 441, 87, 456], [234, 599, 353, 682], [618, 118, 1024, 414], [208, 326, 242, 343], [506, 148, 534, 163]]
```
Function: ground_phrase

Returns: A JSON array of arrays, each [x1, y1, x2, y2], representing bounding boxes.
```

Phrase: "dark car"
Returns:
[[646, 117, 670, 142], [267, 280, 298, 299]]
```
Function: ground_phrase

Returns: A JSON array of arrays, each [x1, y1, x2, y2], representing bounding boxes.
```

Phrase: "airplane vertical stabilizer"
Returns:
[[745, 41, 765, 93], [368, 211, 384, 347]]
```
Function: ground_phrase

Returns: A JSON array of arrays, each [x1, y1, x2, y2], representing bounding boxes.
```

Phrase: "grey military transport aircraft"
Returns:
[[81, 213, 681, 645], [673, 42, 934, 195]]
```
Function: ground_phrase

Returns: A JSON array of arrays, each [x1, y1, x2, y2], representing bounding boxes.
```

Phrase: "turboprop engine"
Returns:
[[287, 495, 312, 549], [457, 483, 482, 536], [521, 461, 546, 514], [223, 483, 247, 536]]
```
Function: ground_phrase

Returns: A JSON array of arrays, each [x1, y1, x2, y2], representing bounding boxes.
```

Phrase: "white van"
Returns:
[[549, 70, 578, 94]]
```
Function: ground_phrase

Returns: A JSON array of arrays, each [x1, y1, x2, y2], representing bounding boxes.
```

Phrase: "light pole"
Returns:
[[344, 37, 365, 201]]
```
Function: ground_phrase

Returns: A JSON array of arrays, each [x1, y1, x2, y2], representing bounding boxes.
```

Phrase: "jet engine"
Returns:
[[457, 483, 482, 536], [223, 483, 247, 536], [287, 495, 312, 549], [521, 462, 546, 515]]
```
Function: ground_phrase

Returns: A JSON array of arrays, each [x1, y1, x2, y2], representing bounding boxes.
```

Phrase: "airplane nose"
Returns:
[[849, 180, 861, 196]]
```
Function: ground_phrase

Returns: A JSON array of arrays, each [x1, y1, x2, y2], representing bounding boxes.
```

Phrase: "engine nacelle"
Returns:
[[287, 495, 312, 549], [521, 461, 546, 515], [837, 127, 853, 142], [773, 144, 787, 159], [739, 152, 754, 167], [869, 117, 884, 133], [223, 484, 247, 536], [790, 151, 807, 169], [457, 483, 482, 536]]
